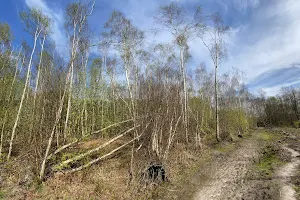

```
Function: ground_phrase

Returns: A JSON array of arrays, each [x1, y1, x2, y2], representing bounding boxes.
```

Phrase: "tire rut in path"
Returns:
[[193, 137, 259, 200], [276, 145, 300, 200]]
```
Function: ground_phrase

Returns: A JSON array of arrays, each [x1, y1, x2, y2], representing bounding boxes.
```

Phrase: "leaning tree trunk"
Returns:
[[0, 51, 22, 157], [7, 28, 41, 160], [39, 87, 67, 180], [39, 59, 73, 180]]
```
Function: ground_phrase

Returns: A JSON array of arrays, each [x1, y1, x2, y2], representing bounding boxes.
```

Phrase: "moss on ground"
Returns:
[[254, 129, 282, 142], [252, 136, 285, 179], [256, 130, 274, 141], [0, 191, 5, 200], [255, 153, 282, 178], [294, 184, 300, 199], [215, 143, 235, 153]]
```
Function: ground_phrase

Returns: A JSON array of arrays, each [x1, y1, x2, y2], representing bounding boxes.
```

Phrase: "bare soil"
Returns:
[[192, 129, 300, 200], [193, 131, 262, 200]]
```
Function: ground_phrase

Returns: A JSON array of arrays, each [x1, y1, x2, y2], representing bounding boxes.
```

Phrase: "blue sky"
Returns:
[[1, 0, 300, 96]]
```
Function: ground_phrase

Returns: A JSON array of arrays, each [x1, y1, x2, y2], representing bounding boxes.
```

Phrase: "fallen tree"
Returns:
[[54, 122, 151, 174], [54, 125, 140, 170], [62, 134, 142, 173], [46, 118, 136, 161]]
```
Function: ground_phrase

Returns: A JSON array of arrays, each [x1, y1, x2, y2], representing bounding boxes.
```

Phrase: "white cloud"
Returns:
[[216, 0, 260, 15], [25, 0, 67, 56], [262, 79, 300, 97], [24, 0, 300, 96], [232, 0, 260, 12], [222, 0, 300, 94]]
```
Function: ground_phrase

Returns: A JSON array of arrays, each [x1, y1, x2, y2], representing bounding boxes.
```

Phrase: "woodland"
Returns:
[[0, 1, 299, 199]]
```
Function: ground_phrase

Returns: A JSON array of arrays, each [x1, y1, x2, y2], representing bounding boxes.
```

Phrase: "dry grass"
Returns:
[[0, 133, 227, 200], [32, 141, 207, 199], [36, 160, 131, 199]]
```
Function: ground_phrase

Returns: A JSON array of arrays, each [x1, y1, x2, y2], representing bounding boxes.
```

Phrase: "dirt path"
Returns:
[[193, 130, 300, 200], [276, 145, 300, 200], [193, 135, 260, 200]]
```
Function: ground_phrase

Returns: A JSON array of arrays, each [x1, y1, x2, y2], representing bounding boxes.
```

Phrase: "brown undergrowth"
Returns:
[[0, 136, 207, 199], [0, 129, 249, 200]]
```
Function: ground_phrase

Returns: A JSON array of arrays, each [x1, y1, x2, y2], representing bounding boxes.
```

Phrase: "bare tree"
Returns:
[[39, 1, 95, 180], [155, 2, 205, 143], [29, 13, 51, 143], [197, 13, 229, 142], [7, 8, 47, 160], [103, 11, 144, 181], [0, 50, 23, 157], [63, 1, 95, 142]]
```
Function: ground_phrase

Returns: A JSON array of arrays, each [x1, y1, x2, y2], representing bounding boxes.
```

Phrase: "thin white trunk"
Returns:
[[215, 55, 220, 141], [63, 133, 142, 174], [63, 23, 77, 141], [46, 118, 135, 161], [7, 28, 41, 160], [29, 34, 46, 142], [164, 116, 181, 161], [81, 52, 89, 136], [55, 125, 139, 169], [180, 47, 188, 143], [124, 58, 134, 116], [0, 51, 23, 156], [39, 87, 67, 180], [33, 34, 46, 103]]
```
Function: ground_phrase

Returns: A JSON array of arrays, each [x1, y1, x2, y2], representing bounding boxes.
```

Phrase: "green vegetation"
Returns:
[[0, 1, 255, 184], [293, 121, 300, 128], [215, 143, 235, 153], [0, 191, 5, 200], [255, 154, 281, 178], [253, 142, 285, 179], [2, 0, 298, 199], [254, 130, 281, 142], [294, 184, 300, 199], [257, 131, 274, 141], [257, 88, 300, 127]]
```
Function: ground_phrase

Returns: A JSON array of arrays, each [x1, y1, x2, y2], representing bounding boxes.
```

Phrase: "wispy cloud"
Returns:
[[248, 65, 300, 96], [22, 0, 300, 96], [25, 0, 66, 56], [232, 0, 260, 12], [259, 79, 300, 97], [222, 0, 300, 94]]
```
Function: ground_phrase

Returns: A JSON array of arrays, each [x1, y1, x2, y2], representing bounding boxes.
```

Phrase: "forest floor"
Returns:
[[1, 128, 300, 199]]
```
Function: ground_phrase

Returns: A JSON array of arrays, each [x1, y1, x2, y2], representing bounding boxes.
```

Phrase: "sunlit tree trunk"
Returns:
[[63, 23, 77, 142], [40, 86, 67, 180], [180, 46, 188, 143], [215, 53, 220, 142], [7, 28, 41, 160], [29, 34, 46, 142], [0, 51, 23, 157]]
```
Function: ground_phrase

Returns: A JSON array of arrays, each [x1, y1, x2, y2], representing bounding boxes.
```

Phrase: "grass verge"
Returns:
[[254, 146, 284, 179], [252, 130, 285, 179]]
